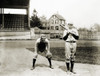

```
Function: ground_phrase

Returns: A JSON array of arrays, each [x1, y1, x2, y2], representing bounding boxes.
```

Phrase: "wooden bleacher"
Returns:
[[0, 0, 30, 39], [2, 14, 28, 31]]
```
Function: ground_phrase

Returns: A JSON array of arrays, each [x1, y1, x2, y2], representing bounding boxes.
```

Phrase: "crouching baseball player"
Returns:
[[63, 23, 79, 74], [31, 34, 53, 70]]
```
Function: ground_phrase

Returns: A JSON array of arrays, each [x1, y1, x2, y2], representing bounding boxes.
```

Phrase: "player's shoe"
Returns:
[[66, 71, 71, 75], [49, 66, 54, 69], [31, 67, 35, 70], [70, 70, 76, 74]]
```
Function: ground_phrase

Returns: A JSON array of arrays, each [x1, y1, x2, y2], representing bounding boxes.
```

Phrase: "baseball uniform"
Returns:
[[63, 25, 79, 73]]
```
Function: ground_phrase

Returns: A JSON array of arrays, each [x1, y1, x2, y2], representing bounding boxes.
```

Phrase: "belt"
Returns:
[[66, 41, 76, 43]]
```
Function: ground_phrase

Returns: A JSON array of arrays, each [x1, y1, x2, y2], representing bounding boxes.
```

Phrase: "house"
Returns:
[[48, 14, 66, 38], [48, 14, 66, 30], [33, 14, 66, 39]]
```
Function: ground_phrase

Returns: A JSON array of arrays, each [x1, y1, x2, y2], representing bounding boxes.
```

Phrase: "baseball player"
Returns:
[[63, 23, 79, 74], [31, 34, 53, 70]]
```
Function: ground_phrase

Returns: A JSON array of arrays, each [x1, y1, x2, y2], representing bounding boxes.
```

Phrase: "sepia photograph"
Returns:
[[0, 0, 100, 76]]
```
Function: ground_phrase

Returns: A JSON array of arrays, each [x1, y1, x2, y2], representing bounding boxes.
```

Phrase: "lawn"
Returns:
[[27, 40, 100, 65]]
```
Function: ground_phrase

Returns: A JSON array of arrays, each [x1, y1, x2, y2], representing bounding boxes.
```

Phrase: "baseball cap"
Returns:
[[67, 22, 75, 28], [40, 34, 46, 38]]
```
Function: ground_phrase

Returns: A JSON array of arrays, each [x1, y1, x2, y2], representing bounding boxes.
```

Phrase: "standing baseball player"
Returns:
[[31, 34, 53, 70], [63, 23, 79, 74]]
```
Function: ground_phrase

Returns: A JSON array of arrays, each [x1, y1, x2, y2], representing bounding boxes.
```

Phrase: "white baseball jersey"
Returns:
[[63, 28, 79, 63], [63, 28, 79, 41]]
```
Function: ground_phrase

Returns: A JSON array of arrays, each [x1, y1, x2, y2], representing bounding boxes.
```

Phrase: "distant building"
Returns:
[[34, 14, 66, 39], [48, 14, 66, 38], [48, 14, 66, 30]]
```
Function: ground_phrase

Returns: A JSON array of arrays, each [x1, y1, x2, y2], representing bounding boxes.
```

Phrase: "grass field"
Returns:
[[1, 39, 99, 65], [27, 40, 100, 65]]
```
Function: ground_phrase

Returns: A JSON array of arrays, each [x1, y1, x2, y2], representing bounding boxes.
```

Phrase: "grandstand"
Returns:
[[0, 0, 30, 31]]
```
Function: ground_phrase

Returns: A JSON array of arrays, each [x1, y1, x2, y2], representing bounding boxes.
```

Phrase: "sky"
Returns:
[[29, 0, 100, 29], [3, 0, 100, 29]]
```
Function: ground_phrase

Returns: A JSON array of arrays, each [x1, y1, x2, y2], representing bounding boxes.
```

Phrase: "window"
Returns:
[[51, 20, 54, 24], [61, 20, 65, 24], [55, 26, 59, 30], [51, 26, 54, 30], [55, 20, 59, 24]]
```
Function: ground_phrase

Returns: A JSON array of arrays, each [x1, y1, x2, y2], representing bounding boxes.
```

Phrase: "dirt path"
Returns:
[[0, 47, 100, 76]]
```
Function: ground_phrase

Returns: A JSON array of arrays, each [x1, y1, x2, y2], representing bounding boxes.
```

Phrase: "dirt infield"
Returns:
[[0, 47, 100, 76]]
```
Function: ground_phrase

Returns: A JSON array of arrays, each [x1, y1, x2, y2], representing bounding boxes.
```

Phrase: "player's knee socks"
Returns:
[[33, 59, 36, 67], [47, 58, 52, 67], [71, 61, 74, 72], [66, 63, 70, 71]]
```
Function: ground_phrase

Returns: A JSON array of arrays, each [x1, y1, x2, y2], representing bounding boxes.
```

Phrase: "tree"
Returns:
[[40, 15, 48, 29], [30, 16, 42, 28], [91, 23, 100, 32], [30, 9, 42, 28]]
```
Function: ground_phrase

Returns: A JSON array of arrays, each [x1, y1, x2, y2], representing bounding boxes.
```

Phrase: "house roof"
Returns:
[[0, 0, 30, 8], [53, 14, 65, 20]]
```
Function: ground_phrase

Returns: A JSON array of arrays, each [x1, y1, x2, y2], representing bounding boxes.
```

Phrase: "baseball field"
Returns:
[[0, 39, 100, 65], [27, 39, 100, 65], [0, 39, 100, 76]]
